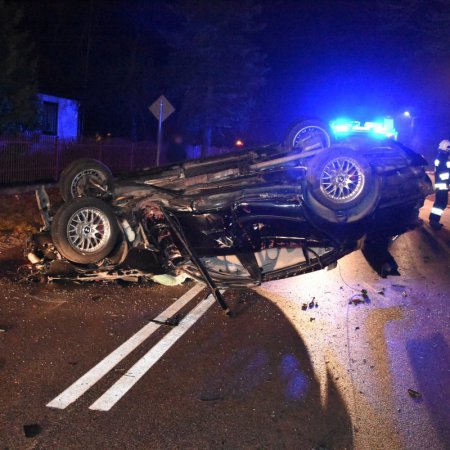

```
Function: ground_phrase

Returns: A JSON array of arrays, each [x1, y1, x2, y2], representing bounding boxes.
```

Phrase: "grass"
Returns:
[[0, 188, 60, 239], [0, 193, 40, 234]]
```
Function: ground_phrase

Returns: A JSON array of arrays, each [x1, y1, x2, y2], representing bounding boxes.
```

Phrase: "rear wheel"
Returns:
[[59, 158, 114, 202], [284, 119, 332, 151], [51, 198, 120, 264]]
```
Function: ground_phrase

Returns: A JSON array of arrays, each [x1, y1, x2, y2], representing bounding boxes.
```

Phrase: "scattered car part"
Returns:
[[162, 206, 231, 313], [23, 424, 42, 438], [407, 388, 422, 399], [35, 185, 51, 228]]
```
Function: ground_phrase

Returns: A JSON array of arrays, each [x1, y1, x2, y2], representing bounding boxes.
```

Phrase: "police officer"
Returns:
[[429, 139, 450, 229]]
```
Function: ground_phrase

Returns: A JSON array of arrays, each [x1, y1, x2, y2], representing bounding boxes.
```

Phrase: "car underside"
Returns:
[[25, 119, 432, 310]]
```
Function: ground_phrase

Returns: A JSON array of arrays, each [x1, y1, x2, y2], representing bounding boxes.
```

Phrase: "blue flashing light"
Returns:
[[332, 124, 351, 133], [330, 117, 397, 139]]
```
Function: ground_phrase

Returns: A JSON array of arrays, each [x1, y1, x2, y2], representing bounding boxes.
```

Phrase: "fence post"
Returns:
[[54, 137, 60, 181]]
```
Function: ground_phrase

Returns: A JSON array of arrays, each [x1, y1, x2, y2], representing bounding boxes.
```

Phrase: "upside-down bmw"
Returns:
[[27, 119, 432, 309]]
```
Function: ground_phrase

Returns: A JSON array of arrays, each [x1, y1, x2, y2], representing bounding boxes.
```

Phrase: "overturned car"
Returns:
[[27, 119, 432, 309]]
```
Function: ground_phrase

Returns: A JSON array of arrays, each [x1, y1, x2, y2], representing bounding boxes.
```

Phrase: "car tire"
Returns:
[[284, 118, 332, 151], [51, 198, 120, 264], [303, 146, 380, 223], [59, 158, 114, 202]]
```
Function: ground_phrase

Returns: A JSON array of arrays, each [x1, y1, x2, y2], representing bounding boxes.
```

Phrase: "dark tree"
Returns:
[[374, 0, 450, 118], [165, 0, 267, 154], [22, 0, 164, 140], [376, 0, 450, 59], [91, 4, 162, 141], [0, 0, 38, 133]]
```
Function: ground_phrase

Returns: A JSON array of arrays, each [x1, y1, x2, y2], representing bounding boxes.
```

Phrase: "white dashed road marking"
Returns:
[[89, 293, 215, 411], [47, 284, 205, 410]]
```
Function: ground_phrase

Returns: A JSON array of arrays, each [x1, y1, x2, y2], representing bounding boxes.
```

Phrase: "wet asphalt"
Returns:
[[0, 198, 449, 450]]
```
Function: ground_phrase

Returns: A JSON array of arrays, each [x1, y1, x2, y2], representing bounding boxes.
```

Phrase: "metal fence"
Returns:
[[0, 135, 232, 186], [0, 135, 161, 185]]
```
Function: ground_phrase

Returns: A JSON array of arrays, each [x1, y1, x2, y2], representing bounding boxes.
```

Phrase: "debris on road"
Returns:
[[197, 395, 224, 402], [310, 317, 315, 322], [348, 289, 372, 305], [150, 314, 181, 327], [392, 284, 406, 291], [301, 299, 318, 311], [408, 388, 422, 399], [349, 297, 364, 305], [349, 296, 365, 305], [23, 424, 42, 438], [151, 273, 190, 286]]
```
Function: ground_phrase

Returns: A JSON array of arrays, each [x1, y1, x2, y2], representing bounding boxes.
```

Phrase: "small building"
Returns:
[[38, 93, 79, 138]]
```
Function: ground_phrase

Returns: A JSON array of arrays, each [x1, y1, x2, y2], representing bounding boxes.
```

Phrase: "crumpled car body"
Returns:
[[26, 119, 432, 292]]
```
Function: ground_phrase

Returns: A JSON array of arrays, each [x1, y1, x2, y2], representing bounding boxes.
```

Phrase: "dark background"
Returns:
[[17, 0, 450, 146]]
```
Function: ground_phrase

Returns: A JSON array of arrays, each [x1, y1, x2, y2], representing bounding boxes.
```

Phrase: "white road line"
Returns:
[[47, 284, 205, 409], [89, 293, 216, 411]]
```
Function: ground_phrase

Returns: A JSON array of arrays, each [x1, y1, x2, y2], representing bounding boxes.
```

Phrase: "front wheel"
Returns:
[[51, 198, 120, 264], [303, 147, 380, 223]]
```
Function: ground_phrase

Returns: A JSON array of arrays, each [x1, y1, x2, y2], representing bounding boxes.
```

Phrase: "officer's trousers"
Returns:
[[429, 189, 449, 223]]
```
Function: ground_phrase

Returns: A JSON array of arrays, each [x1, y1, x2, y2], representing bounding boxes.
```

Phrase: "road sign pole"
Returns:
[[149, 95, 174, 167], [156, 98, 164, 166]]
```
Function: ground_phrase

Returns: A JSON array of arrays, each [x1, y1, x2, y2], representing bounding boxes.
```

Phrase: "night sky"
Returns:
[[19, 0, 450, 143]]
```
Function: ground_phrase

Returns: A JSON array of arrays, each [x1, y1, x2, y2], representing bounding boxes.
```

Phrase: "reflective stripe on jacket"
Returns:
[[435, 151, 450, 190]]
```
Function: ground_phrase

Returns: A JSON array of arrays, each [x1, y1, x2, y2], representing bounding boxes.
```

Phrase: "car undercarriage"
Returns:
[[25, 119, 432, 311]]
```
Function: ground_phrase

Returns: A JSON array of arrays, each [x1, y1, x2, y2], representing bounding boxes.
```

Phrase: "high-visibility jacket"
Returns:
[[434, 151, 450, 191]]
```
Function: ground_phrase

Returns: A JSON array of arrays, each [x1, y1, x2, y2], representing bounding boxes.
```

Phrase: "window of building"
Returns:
[[42, 101, 58, 135]]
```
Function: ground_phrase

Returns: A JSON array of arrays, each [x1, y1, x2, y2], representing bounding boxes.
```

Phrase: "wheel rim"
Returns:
[[67, 207, 111, 253], [320, 157, 365, 203], [70, 169, 107, 198], [292, 126, 331, 150]]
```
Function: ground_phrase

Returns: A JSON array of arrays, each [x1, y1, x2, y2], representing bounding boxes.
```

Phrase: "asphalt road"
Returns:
[[0, 198, 449, 450]]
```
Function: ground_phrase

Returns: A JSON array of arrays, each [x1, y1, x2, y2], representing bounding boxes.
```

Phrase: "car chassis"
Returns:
[[26, 119, 432, 313]]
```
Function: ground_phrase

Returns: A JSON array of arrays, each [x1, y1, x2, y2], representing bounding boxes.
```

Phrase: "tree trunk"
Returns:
[[79, 0, 94, 136]]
